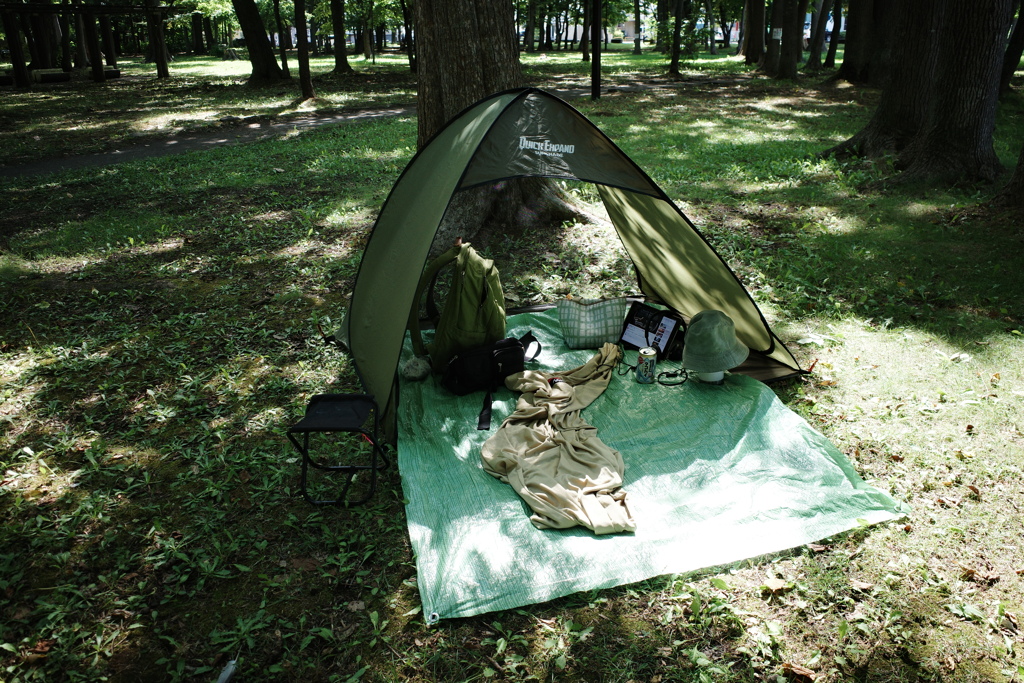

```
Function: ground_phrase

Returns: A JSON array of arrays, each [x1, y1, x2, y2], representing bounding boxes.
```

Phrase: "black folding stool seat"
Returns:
[[286, 393, 389, 506]]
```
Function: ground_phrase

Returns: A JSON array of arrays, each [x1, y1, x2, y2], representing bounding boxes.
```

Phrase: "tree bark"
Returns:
[[191, 12, 205, 53], [2, 12, 31, 87], [834, 0, 871, 81], [332, 0, 354, 73], [822, 0, 942, 159], [897, 0, 1012, 184], [777, 0, 808, 78], [823, 0, 841, 67], [414, 0, 583, 252], [743, 0, 766, 64], [295, 0, 316, 100], [805, 0, 833, 69], [273, 0, 291, 78], [763, 0, 785, 75], [824, 0, 1013, 186], [706, 0, 717, 54], [232, 0, 285, 83], [669, 0, 686, 76], [634, 0, 643, 53]]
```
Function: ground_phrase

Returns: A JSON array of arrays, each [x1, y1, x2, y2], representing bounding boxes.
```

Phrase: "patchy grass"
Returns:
[[2, 49, 1024, 682]]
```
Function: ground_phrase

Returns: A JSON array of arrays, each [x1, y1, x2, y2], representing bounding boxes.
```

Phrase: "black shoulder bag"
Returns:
[[441, 331, 541, 430]]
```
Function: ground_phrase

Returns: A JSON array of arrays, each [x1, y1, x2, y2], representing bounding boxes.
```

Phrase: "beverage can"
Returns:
[[636, 347, 656, 384]]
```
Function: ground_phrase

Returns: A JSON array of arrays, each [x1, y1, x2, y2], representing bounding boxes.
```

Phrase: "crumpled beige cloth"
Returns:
[[481, 343, 636, 535]]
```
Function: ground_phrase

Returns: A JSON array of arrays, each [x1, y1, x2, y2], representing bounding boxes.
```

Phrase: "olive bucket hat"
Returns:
[[682, 310, 750, 373]]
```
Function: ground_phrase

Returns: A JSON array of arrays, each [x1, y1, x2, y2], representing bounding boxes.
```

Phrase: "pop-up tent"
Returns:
[[345, 87, 804, 436]]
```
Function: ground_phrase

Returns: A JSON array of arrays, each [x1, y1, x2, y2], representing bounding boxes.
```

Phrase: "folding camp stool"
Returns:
[[285, 394, 389, 506]]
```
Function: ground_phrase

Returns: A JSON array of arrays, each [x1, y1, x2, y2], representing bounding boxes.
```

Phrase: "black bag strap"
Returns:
[[520, 331, 541, 361], [477, 390, 493, 430]]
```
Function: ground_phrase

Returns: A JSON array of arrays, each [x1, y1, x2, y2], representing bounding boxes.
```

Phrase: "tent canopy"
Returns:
[[345, 88, 803, 437]]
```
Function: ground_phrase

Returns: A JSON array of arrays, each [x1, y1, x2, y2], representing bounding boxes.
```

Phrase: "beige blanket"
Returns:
[[480, 343, 635, 535]]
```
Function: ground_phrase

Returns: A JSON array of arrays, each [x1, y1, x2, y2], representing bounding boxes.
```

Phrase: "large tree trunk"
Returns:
[[824, 0, 1012, 186], [232, 0, 284, 83], [414, 0, 583, 252], [743, 0, 766, 64], [763, 0, 785, 75], [897, 0, 1012, 184], [835, 0, 876, 82], [777, 0, 808, 79], [295, 0, 315, 100], [822, 0, 943, 159], [331, 0, 354, 73]]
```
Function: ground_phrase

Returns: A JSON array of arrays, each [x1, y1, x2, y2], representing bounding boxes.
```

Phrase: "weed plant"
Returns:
[[1, 49, 1024, 682]]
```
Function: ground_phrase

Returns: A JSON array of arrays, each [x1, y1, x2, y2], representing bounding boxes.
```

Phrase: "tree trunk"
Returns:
[[295, 0, 315, 100], [777, 0, 808, 78], [273, 0, 291, 78], [822, 0, 942, 159], [897, 0, 1012, 184], [581, 0, 590, 61], [232, 0, 284, 83], [1000, 10, 1024, 95], [191, 12, 205, 53], [634, 0, 643, 54], [763, 0, 784, 75], [203, 16, 215, 53], [805, 0, 833, 69], [2, 12, 31, 87], [707, 0, 717, 54], [414, 0, 581, 252], [525, 0, 536, 51], [399, 0, 415, 72], [823, 0, 842, 67], [743, 0, 766, 64], [332, 0, 354, 73], [834, 0, 892, 85], [669, 0, 685, 76]]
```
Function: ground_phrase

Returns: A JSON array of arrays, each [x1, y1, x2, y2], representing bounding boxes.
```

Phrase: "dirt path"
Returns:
[[0, 104, 414, 179], [0, 78, 749, 179]]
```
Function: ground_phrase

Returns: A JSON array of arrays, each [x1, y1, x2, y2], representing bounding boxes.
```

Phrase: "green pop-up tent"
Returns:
[[345, 87, 804, 437]]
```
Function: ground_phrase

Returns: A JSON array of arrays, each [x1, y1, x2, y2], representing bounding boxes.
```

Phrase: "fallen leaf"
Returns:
[[937, 496, 961, 508], [967, 484, 981, 499], [347, 601, 366, 612], [289, 557, 320, 571], [890, 453, 905, 462], [806, 543, 829, 552], [945, 654, 957, 671], [782, 661, 817, 681], [903, 524, 913, 532], [763, 578, 789, 593], [851, 580, 874, 592]]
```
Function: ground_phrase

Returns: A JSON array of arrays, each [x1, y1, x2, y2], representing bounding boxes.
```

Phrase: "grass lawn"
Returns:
[[2, 47, 1024, 682]]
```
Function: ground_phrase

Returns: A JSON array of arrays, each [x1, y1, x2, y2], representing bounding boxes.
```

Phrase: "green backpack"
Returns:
[[408, 243, 507, 371]]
